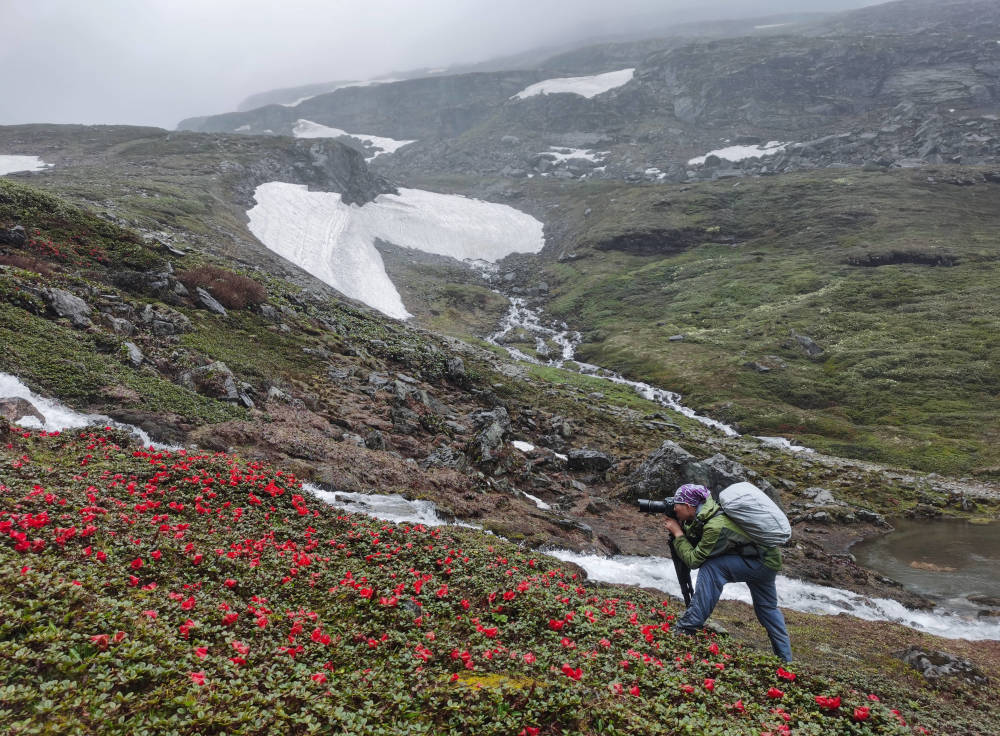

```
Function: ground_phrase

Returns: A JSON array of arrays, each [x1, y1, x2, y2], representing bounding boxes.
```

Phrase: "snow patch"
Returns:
[[281, 78, 400, 108], [756, 436, 815, 453], [235, 124, 251, 132], [513, 69, 634, 100], [246, 182, 544, 320], [755, 23, 790, 30], [522, 492, 551, 511], [0, 155, 50, 175], [293, 119, 416, 160], [511, 440, 536, 453], [688, 141, 788, 166], [542, 147, 607, 164]]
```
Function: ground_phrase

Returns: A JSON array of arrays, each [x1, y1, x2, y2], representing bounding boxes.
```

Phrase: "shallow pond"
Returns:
[[852, 518, 1000, 612]]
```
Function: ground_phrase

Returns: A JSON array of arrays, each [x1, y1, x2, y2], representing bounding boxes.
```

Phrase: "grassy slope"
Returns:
[[531, 168, 1000, 475], [4, 425, 983, 736]]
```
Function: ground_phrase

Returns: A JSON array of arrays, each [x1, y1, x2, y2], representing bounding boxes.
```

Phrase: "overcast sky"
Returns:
[[2, 0, 878, 130]]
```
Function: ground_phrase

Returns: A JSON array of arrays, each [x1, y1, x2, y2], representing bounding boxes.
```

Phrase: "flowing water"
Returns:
[[852, 518, 1000, 614]]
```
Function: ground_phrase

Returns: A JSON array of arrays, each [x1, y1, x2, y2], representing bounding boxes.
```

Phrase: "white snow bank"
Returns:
[[246, 182, 545, 320], [0, 373, 164, 448], [549, 550, 1000, 641], [755, 23, 791, 30], [756, 436, 815, 454], [511, 440, 536, 453], [542, 147, 607, 164], [293, 119, 416, 160], [0, 155, 50, 175], [513, 69, 634, 100], [688, 141, 788, 166]]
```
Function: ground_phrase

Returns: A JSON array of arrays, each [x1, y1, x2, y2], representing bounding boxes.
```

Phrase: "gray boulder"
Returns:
[[625, 440, 696, 500], [0, 225, 27, 247], [44, 288, 92, 328], [468, 412, 509, 464], [791, 330, 824, 358], [685, 453, 781, 506], [898, 647, 989, 686], [196, 287, 228, 316], [123, 341, 144, 368], [567, 448, 613, 473], [446, 357, 465, 379], [184, 361, 240, 401], [0, 396, 44, 424], [420, 445, 468, 471]]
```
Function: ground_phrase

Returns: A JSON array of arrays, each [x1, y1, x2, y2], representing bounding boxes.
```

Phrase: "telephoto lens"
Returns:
[[636, 499, 676, 517]]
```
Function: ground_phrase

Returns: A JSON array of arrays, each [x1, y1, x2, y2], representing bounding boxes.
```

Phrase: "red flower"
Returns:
[[629, 685, 640, 697], [189, 671, 206, 686], [181, 596, 196, 610], [733, 699, 745, 713], [523, 652, 536, 664], [222, 613, 239, 626], [853, 706, 871, 722], [195, 647, 208, 659], [776, 666, 796, 681], [681, 684, 695, 694], [91, 634, 109, 650], [311, 673, 327, 683], [815, 695, 841, 710], [561, 663, 582, 681], [130, 558, 143, 570], [151, 550, 161, 560], [142, 610, 157, 620], [767, 688, 784, 699], [224, 578, 237, 587], [708, 642, 720, 655], [703, 678, 715, 692], [518, 728, 540, 736], [548, 618, 564, 631]]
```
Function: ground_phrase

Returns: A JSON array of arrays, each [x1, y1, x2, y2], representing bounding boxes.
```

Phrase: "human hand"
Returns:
[[664, 519, 682, 538]]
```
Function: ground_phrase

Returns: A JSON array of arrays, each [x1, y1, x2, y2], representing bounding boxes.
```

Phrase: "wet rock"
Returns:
[[0, 396, 44, 424], [43, 288, 92, 328], [469, 418, 508, 464], [105, 316, 135, 336], [554, 518, 594, 539], [467, 407, 510, 433], [898, 647, 990, 686], [567, 448, 613, 473]]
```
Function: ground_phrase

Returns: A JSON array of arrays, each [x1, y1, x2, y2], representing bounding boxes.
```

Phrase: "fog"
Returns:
[[1, 0, 878, 130]]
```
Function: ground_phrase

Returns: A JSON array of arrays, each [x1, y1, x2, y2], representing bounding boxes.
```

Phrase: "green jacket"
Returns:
[[674, 498, 782, 572]]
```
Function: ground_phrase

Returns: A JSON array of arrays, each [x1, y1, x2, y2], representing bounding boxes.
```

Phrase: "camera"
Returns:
[[637, 498, 677, 518]]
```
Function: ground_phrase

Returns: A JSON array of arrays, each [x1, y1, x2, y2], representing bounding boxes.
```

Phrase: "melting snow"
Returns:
[[513, 69, 634, 100], [754, 23, 791, 30], [293, 119, 416, 160], [755, 436, 815, 453], [688, 141, 788, 166], [246, 182, 544, 320], [0, 155, 50, 175]]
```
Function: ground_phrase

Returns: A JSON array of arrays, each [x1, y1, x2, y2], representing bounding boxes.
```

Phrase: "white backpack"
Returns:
[[717, 482, 791, 548]]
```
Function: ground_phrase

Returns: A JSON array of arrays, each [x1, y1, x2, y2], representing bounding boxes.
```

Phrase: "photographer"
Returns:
[[663, 484, 792, 662]]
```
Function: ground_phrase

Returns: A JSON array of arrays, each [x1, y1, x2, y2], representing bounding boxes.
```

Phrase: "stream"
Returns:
[[3, 370, 997, 639]]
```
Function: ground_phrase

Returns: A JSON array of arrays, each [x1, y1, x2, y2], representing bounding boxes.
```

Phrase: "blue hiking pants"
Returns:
[[677, 554, 792, 662]]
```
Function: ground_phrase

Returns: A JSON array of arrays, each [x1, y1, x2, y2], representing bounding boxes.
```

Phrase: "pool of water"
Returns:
[[852, 518, 1000, 611]]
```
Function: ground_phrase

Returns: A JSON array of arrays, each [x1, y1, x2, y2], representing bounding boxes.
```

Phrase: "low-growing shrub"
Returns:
[[0, 253, 57, 276], [179, 265, 267, 309]]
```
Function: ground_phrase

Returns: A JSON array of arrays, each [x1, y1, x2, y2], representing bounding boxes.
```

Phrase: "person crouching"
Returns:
[[663, 483, 792, 662]]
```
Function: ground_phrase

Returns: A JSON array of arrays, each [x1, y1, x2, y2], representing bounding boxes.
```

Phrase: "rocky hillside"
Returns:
[[179, 0, 1000, 185]]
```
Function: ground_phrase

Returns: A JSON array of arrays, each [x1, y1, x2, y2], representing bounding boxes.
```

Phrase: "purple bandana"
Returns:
[[672, 483, 710, 507]]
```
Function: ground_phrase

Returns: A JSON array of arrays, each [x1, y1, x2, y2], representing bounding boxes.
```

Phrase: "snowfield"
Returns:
[[293, 119, 416, 160], [246, 182, 545, 319], [0, 155, 50, 175], [513, 68, 634, 100], [688, 141, 788, 166]]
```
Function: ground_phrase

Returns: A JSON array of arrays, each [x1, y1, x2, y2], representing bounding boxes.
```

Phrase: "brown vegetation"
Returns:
[[178, 265, 267, 309]]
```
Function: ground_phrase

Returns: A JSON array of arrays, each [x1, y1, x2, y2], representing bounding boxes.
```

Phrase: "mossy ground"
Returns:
[[521, 168, 1000, 476]]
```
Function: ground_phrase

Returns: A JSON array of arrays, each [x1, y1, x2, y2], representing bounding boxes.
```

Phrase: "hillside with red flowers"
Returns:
[[2, 424, 979, 735]]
